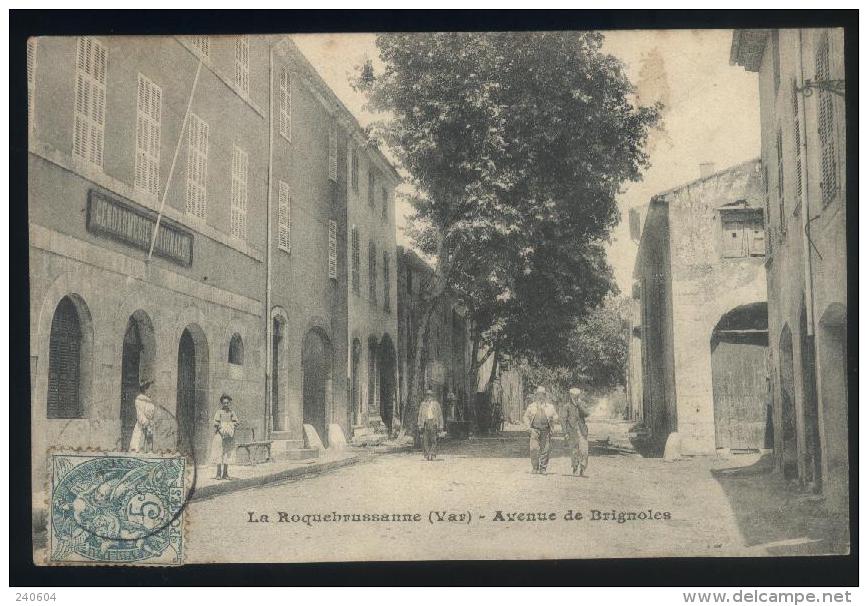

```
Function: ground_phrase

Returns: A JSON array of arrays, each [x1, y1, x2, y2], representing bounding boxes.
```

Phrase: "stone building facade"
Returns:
[[630, 160, 768, 455], [732, 28, 848, 516], [345, 103, 401, 436], [28, 35, 398, 496]]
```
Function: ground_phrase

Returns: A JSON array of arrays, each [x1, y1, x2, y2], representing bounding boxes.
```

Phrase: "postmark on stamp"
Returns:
[[48, 451, 186, 566]]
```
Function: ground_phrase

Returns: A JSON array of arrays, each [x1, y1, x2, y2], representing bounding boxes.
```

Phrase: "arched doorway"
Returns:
[[351, 339, 361, 427], [818, 304, 847, 512], [710, 302, 768, 451], [779, 325, 798, 479], [176, 325, 209, 461], [120, 311, 156, 450], [799, 300, 822, 490], [302, 328, 333, 447], [378, 334, 397, 432], [46, 295, 92, 419]]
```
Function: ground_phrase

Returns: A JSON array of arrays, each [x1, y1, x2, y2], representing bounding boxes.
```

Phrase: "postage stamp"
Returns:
[[48, 451, 186, 566]]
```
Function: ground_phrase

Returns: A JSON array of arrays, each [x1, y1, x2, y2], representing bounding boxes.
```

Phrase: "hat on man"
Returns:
[[139, 379, 154, 391], [220, 393, 233, 404], [569, 387, 581, 397], [536, 386, 547, 395]]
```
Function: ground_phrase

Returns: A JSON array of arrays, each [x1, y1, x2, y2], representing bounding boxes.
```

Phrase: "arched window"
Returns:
[[228, 333, 244, 365], [47, 296, 84, 418]]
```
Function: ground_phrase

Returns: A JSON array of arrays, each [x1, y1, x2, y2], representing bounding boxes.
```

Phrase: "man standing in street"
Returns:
[[564, 387, 591, 476], [418, 389, 445, 461], [523, 386, 558, 474]]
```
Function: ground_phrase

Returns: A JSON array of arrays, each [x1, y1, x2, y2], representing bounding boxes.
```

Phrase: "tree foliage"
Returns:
[[354, 32, 658, 419]]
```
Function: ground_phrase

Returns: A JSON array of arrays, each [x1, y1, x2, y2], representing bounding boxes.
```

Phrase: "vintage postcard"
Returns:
[[28, 27, 850, 565]]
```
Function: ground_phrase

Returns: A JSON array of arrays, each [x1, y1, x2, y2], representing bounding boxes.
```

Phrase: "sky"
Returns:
[[291, 30, 761, 293]]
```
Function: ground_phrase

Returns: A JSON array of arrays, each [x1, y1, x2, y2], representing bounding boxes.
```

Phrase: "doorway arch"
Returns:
[[378, 334, 397, 432], [120, 310, 156, 450], [302, 328, 333, 447], [779, 325, 798, 479], [176, 324, 209, 461]]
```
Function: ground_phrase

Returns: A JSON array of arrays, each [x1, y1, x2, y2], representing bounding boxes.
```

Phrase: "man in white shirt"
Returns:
[[523, 386, 559, 474], [417, 389, 445, 461]]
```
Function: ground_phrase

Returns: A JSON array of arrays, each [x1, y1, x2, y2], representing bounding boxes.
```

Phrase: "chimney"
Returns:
[[699, 162, 716, 179]]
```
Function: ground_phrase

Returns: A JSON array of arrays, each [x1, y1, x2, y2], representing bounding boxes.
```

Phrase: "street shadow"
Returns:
[[439, 436, 635, 459], [711, 453, 849, 556]]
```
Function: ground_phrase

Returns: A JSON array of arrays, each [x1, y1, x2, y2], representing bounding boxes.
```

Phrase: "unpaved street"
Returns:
[[185, 422, 811, 563]]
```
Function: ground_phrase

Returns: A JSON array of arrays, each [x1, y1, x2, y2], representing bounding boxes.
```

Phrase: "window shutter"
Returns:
[[186, 114, 208, 219], [351, 225, 360, 293], [816, 32, 838, 206], [27, 38, 37, 131], [328, 220, 338, 280], [231, 146, 248, 240], [47, 298, 83, 419], [368, 242, 377, 302], [234, 36, 250, 96], [383, 251, 390, 312], [278, 180, 290, 252], [135, 74, 162, 197], [279, 68, 291, 140], [328, 128, 337, 181], [721, 217, 746, 258], [749, 225, 766, 257], [73, 37, 107, 167]]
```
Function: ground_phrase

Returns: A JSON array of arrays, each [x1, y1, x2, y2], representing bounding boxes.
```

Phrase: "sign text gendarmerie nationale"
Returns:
[[86, 189, 193, 267]]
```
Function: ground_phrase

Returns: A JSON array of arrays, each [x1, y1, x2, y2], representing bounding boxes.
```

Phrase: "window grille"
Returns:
[[382, 186, 389, 220], [816, 32, 839, 206], [234, 36, 250, 96], [27, 38, 37, 132], [368, 170, 376, 208], [351, 225, 360, 293], [185, 113, 208, 219], [328, 220, 338, 280], [279, 67, 291, 141], [135, 74, 162, 197], [47, 297, 83, 419], [73, 37, 107, 167], [328, 127, 337, 181], [368, 241, 377, 302], [231, 146, 248, 240], [278, 180, 291, 252]]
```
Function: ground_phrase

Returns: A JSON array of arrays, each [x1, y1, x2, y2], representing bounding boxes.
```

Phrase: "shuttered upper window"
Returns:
[[328, 220, 338, 280], [351, 147, 359, 192], [73, 37, 107, 167], [47, 297, 84, 419], [816, 32, 839, 207], [776, 128, 785, 239], [328, 127, 337, 181], [368, 170, 376, 208], [351, 225, 360, 293], [721, 213, 765, 258], [368, 241, 377, 302], [231, 145, 249, 240], [135, 74, 162, 198], [279, 67, 291, 141], [191, 36, 210, 59], [27, 38, 37, 132], [278, 180, 291, 252], [383, 251, 391, 312], [381, 186, 389, 221], [185, 113, 208, 220], [234, 36, 250, 97]]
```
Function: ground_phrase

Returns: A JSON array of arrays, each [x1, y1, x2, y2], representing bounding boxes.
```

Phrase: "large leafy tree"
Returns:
[[355, 32, 658, 426]]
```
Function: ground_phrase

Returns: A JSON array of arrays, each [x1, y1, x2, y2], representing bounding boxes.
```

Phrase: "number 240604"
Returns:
[[16, 594, 56, 602]]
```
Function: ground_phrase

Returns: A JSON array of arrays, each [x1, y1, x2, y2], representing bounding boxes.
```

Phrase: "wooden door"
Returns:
[[711, 340, 768, 450], [176, 329, 197, 458]]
